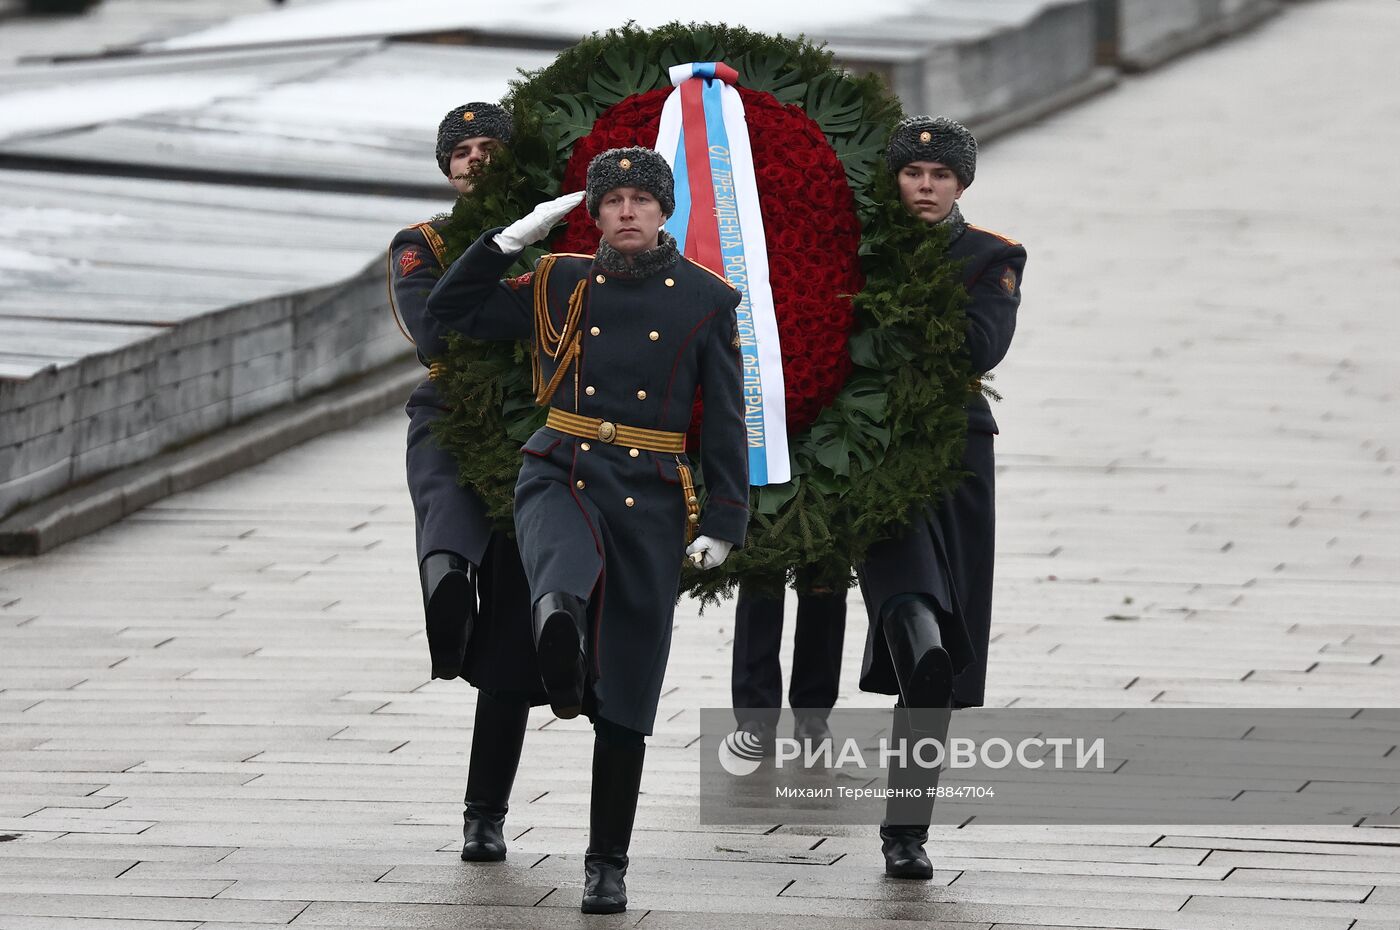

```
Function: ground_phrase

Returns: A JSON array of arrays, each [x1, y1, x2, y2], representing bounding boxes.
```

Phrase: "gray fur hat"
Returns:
[[885, 115, 977, 188], [585, 147, 675, 218], [435, 102, 512, 176]]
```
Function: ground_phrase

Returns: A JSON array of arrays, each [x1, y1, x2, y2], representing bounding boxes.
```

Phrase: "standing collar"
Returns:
[[935, 202, 967, 241], [594, 230, 681, 280]]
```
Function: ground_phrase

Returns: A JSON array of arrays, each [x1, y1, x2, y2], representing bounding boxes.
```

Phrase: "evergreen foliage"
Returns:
[[428, 23, 973, 601]]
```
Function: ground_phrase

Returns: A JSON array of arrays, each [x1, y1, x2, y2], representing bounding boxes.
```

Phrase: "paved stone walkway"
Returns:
[[2, 1, 1399, 927]]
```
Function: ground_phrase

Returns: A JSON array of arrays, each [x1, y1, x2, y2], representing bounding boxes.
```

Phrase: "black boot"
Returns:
[[461, 690, 529, 862], [532, 592, 587, 719], [880, 704, 944, 880], [793, 714, 833, 747], [581, 735, 646, 914], [882, 597, 953, 716], [421, 551, 475, 680], [880, 824, 934, 879]]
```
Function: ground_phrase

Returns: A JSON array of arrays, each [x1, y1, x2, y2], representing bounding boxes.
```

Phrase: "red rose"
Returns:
[[773, 226, 804, 253], [810, 210, 839, 234], [756, 164, 787, 191], [767, 253, 798, 283], [812, 264, 843, 291], [559, 85, 860, 432]]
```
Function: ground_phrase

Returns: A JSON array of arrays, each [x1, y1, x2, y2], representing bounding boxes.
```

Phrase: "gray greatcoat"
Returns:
[[427, 229, 749, 734], [858, 219, 1027, 709], [389, 220, 541, 698]]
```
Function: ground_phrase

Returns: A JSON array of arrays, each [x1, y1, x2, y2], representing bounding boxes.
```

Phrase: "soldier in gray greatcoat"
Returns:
[[857, 115, 1026, 879], [427, 147, 749, 914], [388, 102, 544, 865]]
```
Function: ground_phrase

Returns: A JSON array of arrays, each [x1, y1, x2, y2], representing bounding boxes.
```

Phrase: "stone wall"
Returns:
[[1108, 0, 1281, 71], [1, 256, 410, 519]]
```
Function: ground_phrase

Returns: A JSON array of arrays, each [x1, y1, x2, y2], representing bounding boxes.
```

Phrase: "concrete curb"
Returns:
[[1112, 0, 1282, 73], [0, 254, 414, 520], [0, 362, 420, 555], [969, 66, 1120, 144]]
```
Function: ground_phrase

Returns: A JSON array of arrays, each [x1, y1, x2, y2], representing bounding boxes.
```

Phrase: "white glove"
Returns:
[[686, 535, 732, 570], [492, 191, 585, 253]]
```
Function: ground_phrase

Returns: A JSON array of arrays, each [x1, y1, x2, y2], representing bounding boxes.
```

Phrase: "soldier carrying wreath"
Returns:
[[858, 114, 1027, 880], [426, 146, 750, 915], [420, 24, 1023, 892], [386, 101, 546, 867]]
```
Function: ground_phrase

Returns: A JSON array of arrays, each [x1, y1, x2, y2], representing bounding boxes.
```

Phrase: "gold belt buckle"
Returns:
[[597, 421, 616, 443]]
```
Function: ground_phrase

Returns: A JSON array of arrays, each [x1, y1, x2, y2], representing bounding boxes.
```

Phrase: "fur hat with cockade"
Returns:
[[885, 115, 977, 188], [435, 102, 512, 177], [585, 147, 676, 218]]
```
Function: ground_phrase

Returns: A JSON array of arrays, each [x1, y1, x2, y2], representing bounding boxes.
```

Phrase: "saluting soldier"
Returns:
[[857, 115, 1026, 879], [388, 102, 544, 863], [427, 146, 749, 914]]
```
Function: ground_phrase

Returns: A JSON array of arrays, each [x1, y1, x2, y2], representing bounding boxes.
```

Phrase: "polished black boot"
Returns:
[[421, 551, 475, 680], [581, 735, 646, 914], [461, 690, 529, 862], [532, 592, 587, 719], [880, 824, 934, 879], [880, 704, 943, 880], [882, 597, 953, 716]]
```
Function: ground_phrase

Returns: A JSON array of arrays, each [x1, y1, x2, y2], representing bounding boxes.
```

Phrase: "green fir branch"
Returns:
[[427, 24, 974, 604]]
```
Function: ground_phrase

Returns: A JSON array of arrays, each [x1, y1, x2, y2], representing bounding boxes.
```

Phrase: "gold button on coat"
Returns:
[[585, 386, 596, 396], [590, 326, 600, 336], [664, 278, 675, 287], [576, 480, 586, 490], [625, 497, 635, 507], [581, 442, 591, 451], [649, 331, 659, 341], [636, 390, 647, 400], [628, 448, 639, 458], [595, 274, 605, 284]]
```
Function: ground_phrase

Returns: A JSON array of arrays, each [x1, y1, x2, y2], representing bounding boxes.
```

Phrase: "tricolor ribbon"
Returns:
[[653, 61, 790, 486]]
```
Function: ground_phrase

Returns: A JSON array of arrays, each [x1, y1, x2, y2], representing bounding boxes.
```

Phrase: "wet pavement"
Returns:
[[2, 0, 1399, 926]]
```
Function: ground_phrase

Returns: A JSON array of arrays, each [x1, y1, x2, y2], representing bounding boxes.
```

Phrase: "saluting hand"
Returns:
[[686, 535, 732, 571], [492, 191, 586, 253]]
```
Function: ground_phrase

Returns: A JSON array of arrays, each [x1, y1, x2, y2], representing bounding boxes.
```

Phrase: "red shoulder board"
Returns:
[[967, 224, 1021, 247], [683, 256, 738, 291]]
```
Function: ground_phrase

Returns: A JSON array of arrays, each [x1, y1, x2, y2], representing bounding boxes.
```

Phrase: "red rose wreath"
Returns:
[[551, 87, 863, 433], [431, 24, 973, 599]]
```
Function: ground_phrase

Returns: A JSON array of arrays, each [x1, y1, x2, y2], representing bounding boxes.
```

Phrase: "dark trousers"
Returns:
[[731, 585, 847, 726]]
